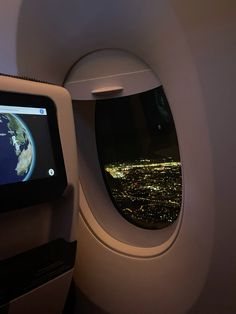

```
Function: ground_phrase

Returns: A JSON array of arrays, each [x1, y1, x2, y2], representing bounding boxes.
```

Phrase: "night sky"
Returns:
[[95, 86, 180, 164]]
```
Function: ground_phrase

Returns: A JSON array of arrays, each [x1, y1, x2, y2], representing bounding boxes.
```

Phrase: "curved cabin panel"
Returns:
[[0, 1, 235, 313]]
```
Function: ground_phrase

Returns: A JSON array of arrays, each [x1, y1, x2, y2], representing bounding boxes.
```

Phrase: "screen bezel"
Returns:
[[0, 91, 67, 212]]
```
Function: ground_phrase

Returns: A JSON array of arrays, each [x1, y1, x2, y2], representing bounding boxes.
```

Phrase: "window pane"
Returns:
[[95, 87, 182, 229]]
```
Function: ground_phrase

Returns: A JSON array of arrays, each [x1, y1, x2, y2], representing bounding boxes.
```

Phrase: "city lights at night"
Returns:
[[96, 86, 182, 229], [104, 159, 182, 229]]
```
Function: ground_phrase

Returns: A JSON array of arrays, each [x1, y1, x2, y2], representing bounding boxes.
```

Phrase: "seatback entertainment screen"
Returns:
[[0, 105, 56, 184], [0, 91, 67, 212]]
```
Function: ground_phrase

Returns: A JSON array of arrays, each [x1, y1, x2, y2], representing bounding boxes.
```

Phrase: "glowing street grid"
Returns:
[[105, 159, 182, 229]]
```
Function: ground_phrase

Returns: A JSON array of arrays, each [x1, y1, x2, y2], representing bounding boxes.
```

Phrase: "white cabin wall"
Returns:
[[171, 1, 236, 312], [69, 2, 215, 314], [0, 0, 235, 313], [0, 0, 22, 75], [72, 2, 236, 312]]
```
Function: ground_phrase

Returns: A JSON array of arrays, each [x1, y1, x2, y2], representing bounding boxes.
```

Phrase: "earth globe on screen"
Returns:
[[0, 113, 36, 184]]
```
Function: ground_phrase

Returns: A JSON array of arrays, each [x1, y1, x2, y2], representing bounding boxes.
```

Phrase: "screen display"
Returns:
[[0, 91, 67, 212], [0, 105, 57, 185]]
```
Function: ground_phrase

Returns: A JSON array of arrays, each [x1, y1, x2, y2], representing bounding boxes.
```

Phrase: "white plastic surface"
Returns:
[[91, 86, 123, 95], [0, 1, 235, 313], [65, 49, 161, 100]]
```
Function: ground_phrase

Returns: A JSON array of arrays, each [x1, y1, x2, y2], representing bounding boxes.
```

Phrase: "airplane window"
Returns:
[[95, 86, 182, 229]]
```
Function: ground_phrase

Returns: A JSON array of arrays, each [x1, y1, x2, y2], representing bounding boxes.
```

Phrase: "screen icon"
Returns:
[[48, 168, 55, 176]]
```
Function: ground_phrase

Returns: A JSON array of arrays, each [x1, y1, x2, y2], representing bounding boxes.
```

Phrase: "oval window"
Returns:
[[95, 86, 181, 230]]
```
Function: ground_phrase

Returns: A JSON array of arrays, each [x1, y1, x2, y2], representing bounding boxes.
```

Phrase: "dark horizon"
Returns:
[[95, 86, 180, 164]]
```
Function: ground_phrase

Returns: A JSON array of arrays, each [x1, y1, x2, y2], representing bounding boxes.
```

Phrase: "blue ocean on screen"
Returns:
[[0, 113, 36, 184]]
